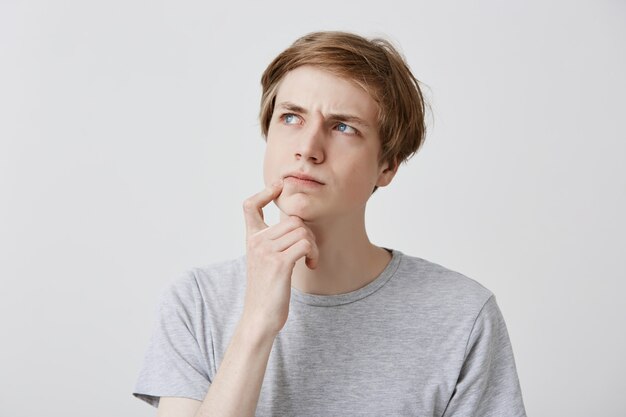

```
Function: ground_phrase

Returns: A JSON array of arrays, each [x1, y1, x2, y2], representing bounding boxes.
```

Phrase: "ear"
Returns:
[[375, 159, 399, 188]]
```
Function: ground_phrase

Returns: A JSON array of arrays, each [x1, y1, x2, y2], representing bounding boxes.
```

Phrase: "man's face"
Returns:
[[263, 65, 397, 222]]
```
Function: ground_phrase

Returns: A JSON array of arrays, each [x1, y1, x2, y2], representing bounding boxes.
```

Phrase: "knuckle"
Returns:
[[300, 240, 312, 251], [288, 216, 303, 226], [247, 231, 261, 246], [295, 225, 314, 242], [242, 198, 255, 212]]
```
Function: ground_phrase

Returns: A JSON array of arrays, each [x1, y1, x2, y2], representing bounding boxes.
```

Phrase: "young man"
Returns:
[[133, 31, 527, 417]]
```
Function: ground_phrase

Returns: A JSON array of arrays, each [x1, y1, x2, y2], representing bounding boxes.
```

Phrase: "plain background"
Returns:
[[1, 0, 624, 416]]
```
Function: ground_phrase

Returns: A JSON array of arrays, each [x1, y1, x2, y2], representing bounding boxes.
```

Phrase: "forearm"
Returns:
[[193, 319, 276, 417], [192, 181, 313, 417]]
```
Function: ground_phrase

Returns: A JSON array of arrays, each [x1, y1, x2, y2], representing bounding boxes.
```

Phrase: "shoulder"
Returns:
[[166, 254, 247, 297], [391, 250, 494, 316], [191, 254, 247, 294], [159, 254, 247, 316]]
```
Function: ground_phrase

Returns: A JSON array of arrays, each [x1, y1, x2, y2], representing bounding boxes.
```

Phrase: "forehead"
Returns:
[[274, 65, 379, 126]]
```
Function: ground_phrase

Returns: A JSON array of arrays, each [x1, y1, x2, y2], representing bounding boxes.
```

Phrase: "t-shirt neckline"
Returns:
[[290, 248, 403, 307]]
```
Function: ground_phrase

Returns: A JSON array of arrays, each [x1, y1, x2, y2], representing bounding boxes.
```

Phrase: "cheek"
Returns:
[[262, 140, 282, 186], [262, 151, 271, 186], [338, 162, 378, 203]]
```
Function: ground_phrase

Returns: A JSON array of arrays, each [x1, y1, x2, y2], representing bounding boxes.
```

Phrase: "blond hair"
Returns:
[[260, 31, 429, 193]]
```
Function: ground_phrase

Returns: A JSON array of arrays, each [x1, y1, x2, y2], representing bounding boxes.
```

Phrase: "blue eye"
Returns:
[[336, 122, 357, 135], [283, 113, 300, 125]]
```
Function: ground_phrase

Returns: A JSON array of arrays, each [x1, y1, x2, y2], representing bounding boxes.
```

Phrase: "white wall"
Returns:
[[1, 1, 624, 416]]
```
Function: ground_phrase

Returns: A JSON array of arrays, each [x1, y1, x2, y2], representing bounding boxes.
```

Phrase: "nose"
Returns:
[[295, 119, 325, 163]]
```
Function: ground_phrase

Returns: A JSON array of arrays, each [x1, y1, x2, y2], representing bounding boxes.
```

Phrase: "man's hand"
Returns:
[[241, 179, 319, 338]]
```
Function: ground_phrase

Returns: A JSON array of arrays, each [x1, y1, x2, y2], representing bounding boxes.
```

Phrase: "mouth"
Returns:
[[283, 172, 325, 185], [284, 175, 324, 187]]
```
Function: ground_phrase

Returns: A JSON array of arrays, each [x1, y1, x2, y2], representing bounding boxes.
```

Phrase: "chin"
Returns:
[[275, 194, 318, 221]]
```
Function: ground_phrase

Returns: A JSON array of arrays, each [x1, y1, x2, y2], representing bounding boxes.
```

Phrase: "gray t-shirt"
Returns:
[[133, 248, 527, 416]]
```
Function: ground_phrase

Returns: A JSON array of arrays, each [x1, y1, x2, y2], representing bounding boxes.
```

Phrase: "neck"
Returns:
[[280, 209, 392, 296]]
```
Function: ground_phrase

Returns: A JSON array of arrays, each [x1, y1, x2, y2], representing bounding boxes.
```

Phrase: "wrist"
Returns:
[[236, 315, 278, 349]]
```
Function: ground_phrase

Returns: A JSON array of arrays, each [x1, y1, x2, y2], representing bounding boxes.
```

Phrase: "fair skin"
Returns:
[[156, 65, 398, 417]]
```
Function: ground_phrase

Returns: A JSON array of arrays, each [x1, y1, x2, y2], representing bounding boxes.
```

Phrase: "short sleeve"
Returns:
[[132, 271, 212, 408], [442, 295, 527, 417]]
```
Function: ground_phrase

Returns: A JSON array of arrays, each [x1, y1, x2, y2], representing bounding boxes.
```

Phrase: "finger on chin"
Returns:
[[244, 181, 284, 235]]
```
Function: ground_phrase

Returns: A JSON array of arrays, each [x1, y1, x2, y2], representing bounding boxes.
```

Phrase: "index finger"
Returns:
[[243, 179, 284, 237]]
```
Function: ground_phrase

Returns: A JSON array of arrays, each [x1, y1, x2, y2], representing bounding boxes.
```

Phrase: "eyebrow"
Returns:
[[275, 101, 372, 129]]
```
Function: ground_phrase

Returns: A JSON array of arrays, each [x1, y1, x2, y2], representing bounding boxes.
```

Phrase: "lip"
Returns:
[[284, 176, 324, 188], [283, 171, 325, 185]]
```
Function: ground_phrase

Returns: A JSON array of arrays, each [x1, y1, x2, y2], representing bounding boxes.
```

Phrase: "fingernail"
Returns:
[[272, 179, 283, 187]]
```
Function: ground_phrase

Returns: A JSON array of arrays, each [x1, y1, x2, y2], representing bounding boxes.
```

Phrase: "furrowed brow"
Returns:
[[275, 101, 371, 129], [276, 101, 308, 114], [327, 113, 370, 129]]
